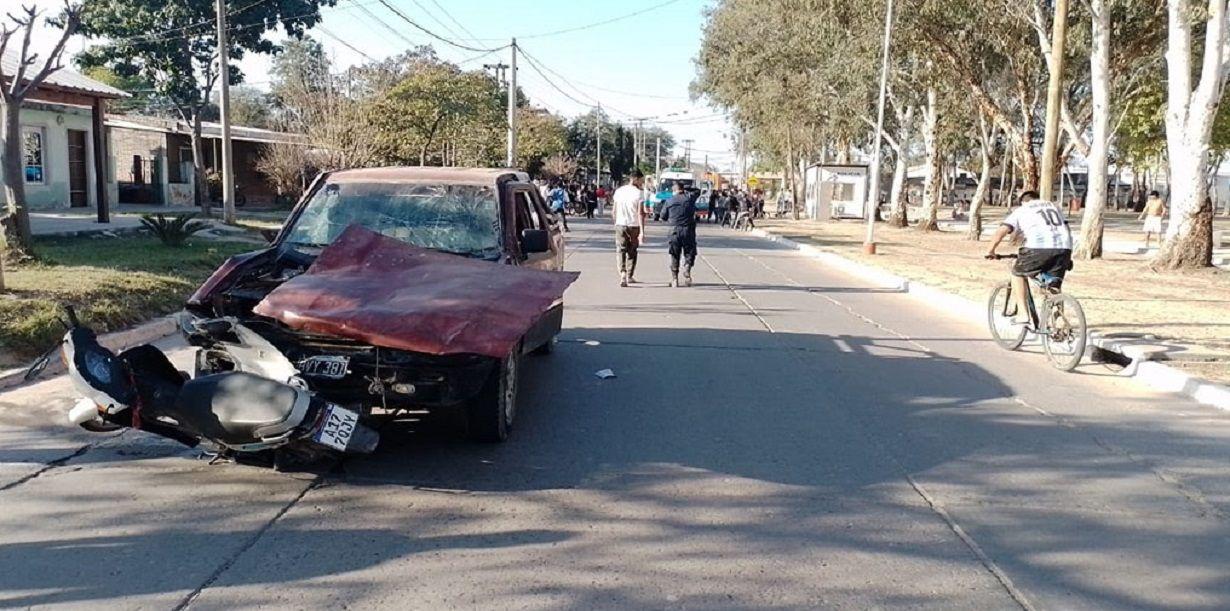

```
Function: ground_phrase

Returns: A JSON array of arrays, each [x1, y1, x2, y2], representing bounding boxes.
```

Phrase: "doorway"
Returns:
[[67, 129, 87, 208]]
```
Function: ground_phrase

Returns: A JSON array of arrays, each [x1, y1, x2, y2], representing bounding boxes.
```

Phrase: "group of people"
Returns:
[[537, 179, 610, 231], [708, 188, 764, 230]]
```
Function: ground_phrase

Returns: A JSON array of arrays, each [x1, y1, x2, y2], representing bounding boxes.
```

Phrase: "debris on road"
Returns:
[[595, 368, 616, 379]]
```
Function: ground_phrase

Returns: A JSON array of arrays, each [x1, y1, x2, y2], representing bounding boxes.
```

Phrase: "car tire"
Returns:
[[466, 345, 520, 443], [530, 336, 555, 356]]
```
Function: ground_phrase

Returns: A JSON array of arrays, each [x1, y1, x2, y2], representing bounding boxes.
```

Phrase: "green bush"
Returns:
[[139, 213, 210, 246]]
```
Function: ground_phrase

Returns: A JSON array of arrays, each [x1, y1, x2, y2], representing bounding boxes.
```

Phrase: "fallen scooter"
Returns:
[[26, 307, 379, 469]]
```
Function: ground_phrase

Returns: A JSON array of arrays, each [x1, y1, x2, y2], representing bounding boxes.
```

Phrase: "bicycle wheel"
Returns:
[[1042, 293, 1087, 371], [987, 282, 1027, 350]]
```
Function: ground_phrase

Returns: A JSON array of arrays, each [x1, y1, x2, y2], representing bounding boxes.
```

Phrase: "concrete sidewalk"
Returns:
[[30, 205, 288, 237]]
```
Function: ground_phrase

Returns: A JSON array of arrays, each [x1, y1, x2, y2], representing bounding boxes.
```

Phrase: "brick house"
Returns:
[[107, 115, 306, 208]]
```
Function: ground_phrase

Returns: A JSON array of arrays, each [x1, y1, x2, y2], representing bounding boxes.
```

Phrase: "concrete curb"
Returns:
[[0, 315, 181, 392], [35, 226, 148, 239], [753, 227, 1230, 412]]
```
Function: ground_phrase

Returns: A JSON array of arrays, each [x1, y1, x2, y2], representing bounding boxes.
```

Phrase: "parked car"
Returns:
[[183, 167, 575, 442]]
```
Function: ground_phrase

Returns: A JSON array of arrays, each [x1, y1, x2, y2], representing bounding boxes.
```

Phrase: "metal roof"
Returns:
[[1, 48, 128, 99], [106, 114, 307, 145], [327, 167, 529, 185]]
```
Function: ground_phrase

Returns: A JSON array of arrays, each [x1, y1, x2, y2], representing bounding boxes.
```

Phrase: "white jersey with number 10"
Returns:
[[1002, 200, 1073, 250]]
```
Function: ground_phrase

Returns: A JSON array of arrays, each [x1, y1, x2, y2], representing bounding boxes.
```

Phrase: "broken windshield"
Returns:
[[284, 181, 501, 256]]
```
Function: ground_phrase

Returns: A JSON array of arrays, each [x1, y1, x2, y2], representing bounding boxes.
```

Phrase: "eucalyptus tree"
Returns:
[[1153, 0, 1230, 269], [1022, 0, 1165, 259], [917, 0, 1047, 192]]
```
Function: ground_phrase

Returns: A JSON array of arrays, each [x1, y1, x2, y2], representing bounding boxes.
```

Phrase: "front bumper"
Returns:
[[184, 314, 496, 410]]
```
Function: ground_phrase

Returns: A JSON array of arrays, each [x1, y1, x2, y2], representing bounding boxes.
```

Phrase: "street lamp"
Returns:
[[864, 0, 895, 255]]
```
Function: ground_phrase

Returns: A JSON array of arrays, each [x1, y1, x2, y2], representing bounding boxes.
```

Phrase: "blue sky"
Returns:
[[31, 0, 738, 170]]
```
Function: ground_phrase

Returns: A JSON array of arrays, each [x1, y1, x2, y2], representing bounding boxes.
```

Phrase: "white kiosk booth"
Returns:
[[804, 164, 869, 220]]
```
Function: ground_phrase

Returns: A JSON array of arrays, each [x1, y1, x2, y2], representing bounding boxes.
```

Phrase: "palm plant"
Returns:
[[139, 213, 210, 247]]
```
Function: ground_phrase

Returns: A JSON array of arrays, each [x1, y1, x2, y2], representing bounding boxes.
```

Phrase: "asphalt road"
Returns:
[[3, 218, 1230, 609]]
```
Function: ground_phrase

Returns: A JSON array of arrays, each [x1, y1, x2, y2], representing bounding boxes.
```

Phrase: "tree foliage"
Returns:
[[76, 0, 336, 216]]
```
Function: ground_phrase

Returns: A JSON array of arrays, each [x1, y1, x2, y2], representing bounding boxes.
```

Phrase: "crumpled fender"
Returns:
[[253, 226, 579, 359]]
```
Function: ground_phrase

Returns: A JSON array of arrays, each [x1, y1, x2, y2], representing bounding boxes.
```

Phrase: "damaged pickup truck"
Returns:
[[183, 167, 578, 442]]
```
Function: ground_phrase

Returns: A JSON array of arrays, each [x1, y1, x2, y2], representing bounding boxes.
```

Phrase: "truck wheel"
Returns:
[[467, 347, 520, 442]]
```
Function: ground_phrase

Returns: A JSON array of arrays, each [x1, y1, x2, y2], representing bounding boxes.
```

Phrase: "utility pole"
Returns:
[[595, 107, 602, 186], [739, 129, 747, 188], [682, 139, 693, 169], [506, 39, 517, 168], [634, 119, 644, 168], [655, 137, 662, 177], [483, 62, 508, 88], [215, 0, 236, 225], [1039, 0, 1068, 201], [863, 0, 895, 255]]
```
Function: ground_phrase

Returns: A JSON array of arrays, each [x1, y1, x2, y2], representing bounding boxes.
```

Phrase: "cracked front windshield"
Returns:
[[284, 181, 501, 256]]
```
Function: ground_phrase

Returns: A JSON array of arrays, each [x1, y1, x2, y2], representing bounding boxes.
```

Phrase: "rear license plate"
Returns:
[[312, 404, 359, 451], [299, 355, 350, 379]]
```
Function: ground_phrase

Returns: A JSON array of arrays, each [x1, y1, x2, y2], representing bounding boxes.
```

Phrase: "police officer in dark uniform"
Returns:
[[661, 181, 699, 287]]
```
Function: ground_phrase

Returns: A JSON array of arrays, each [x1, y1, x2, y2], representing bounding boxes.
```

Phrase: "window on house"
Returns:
[[23, 128, 44, 184]]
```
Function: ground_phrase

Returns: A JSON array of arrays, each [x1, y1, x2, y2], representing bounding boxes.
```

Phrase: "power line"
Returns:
[[517, 49, 597, 110], [316, 25, 375, 61], [517, 0, 687, 40], [516, 46, 636, 118], [455, 47, 506, 67], [350, 0, 421, 49], [404, 0, 466, 42], [376, 0, 504, 53], [425, 0, 482, 42]]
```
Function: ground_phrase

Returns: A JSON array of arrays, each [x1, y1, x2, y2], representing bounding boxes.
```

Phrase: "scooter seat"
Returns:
[[169, 373, 309, 447]]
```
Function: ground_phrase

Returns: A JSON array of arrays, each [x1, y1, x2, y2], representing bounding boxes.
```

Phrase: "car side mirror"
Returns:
[[521, 228, 550, 254], [260, 227, 280, 243]]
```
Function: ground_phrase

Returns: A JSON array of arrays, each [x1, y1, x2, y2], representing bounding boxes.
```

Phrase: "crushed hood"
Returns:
[[253, 226, 578, 358]]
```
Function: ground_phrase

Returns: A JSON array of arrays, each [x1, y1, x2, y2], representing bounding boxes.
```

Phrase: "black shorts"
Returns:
[[1012, 248, 1072, 279]]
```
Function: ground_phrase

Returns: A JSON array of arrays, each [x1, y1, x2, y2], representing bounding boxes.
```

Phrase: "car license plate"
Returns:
[[312, 404, 359, 451], [299, 355, 349, 379]]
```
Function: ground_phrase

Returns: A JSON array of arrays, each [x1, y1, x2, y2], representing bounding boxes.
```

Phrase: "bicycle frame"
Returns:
[[999, 277, 1059, 336]]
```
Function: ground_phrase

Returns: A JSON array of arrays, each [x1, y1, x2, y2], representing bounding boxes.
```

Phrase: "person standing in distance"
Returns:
[[1139, 190, 1167, 249], [612, 170, 646, 287], [661, 181, 699, 287]]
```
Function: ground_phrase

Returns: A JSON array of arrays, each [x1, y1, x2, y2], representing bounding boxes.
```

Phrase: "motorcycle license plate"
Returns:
[[313, 405, 359, 451], [299, 355, 349, 379]]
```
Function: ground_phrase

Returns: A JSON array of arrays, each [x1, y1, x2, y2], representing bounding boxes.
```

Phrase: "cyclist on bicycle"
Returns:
[[985, 191, 1073, 322]]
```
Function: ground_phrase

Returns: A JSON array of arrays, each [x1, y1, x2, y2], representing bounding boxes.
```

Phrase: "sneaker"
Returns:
[[683, 274, 693, 287], [620, 274, 628, 288], [669, 275, 679, 288]]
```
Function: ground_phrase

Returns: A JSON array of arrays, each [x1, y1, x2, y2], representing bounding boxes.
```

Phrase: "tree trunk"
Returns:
[[190, 114, 211, 216], [1153, 0, 1224, 269], [1155, 158, 1215, 267], [786, 126, 801, 220], [1, 101, 33, 255], [888, 151, 909, 227], [889, 105, 914, 227], [918, 87, 941, 231], [967, 117, 995, 240], [1075, 2, 1111, 260]]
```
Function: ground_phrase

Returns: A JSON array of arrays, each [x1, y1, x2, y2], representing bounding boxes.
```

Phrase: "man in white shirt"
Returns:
[[612, 170, 646, 287], [986, 190, 1074, 321]]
